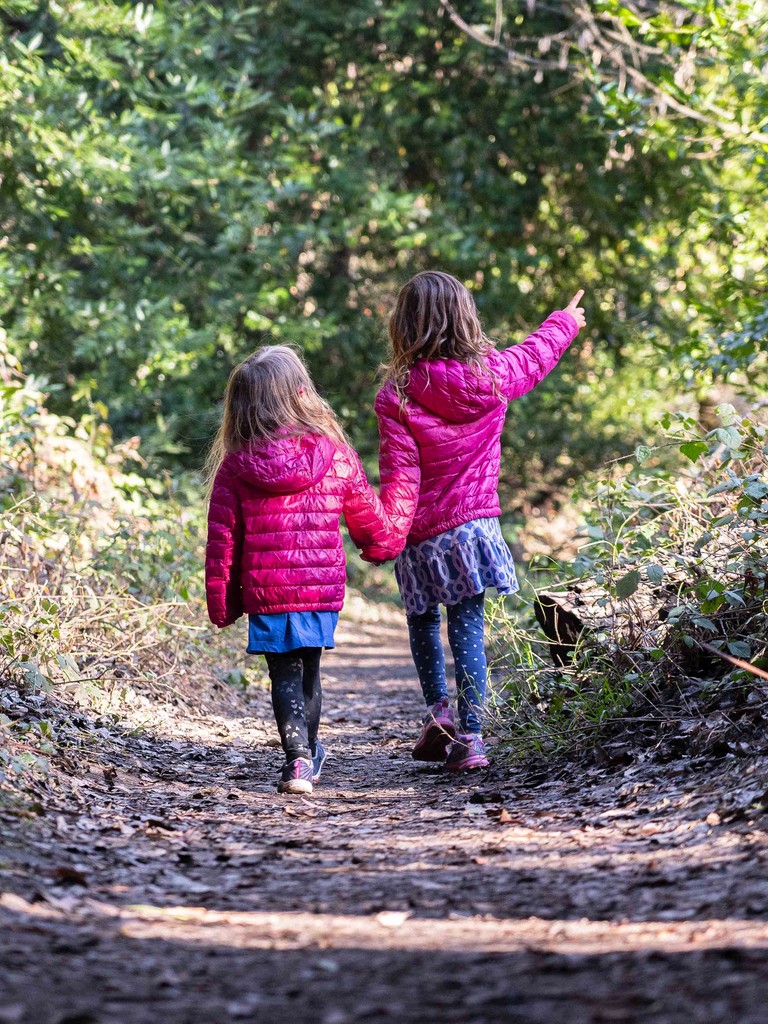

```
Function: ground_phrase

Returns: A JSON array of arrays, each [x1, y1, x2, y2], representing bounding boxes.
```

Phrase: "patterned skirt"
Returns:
[[394, 517, 519, 617]]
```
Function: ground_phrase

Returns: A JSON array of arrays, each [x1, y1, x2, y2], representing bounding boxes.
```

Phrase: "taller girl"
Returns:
[[363, 272, 586, 770]]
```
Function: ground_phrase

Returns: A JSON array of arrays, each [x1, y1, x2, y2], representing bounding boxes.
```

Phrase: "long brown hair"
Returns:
[[383, 271, 493, 400], [204, 345, 346, 489]]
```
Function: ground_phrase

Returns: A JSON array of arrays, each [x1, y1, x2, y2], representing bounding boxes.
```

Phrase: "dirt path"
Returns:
[[2, 617, 768, 1024]]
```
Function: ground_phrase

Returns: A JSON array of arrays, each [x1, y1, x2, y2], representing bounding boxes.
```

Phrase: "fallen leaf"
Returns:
[[463, 803, 487, 816], [485, 807, 514, 824], [160, 871, 212, 895], [50, 866, 88, 886], [375, 910, 411, 928], [468, 791, 504, 804]]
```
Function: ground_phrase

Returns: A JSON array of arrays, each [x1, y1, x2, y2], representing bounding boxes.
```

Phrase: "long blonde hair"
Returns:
[[204, 345, 346, 488], [383, 271, 493, 401]]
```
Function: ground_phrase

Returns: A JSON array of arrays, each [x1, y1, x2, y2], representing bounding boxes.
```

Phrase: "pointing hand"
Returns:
[[563, 289, 586, 330]]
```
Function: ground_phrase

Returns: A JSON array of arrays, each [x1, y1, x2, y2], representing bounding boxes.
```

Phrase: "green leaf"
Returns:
[[716, 403, 738, 426], [727, 641, 751, 659], [224, 668, 249, 689], [743, 480, 768, 500], [635, 444, 652, 464], [680, 441, 709, 463], [667, 604, 688, 620], [19, 662, 51, 690], [692, 615, 717, 632], [646, 563, 664, 584], [708, 480, 739, 496], [715, 426, 743, 450], [700, 595, 725, 614], [616, 570, 640, 600], [244, 310, 274, 331], [711, 512, 735, 527]]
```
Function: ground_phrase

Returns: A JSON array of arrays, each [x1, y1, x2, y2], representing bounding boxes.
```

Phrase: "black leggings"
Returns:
[[264, 647, 322, 761]]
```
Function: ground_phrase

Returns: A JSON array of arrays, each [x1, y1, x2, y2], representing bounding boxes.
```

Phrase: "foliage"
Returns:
[[492, 403, 768, 758], [1, 1, 765, 489], [0, 341, 210, 800]]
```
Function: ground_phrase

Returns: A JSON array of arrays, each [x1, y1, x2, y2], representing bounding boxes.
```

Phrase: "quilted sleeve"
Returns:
[[205, 462, 244, 628], [492, 310, 580, 401], [359, 386, 421, 562], [342, 447, 404, 562]]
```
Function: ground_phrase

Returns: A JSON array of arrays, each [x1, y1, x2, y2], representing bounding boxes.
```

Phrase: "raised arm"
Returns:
[[205, 462, 244, 628], [491, 292, 585, 401]]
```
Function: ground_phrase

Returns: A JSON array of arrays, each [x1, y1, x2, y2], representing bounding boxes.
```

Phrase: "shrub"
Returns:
[[0, 339, 210, 802], [491, 403, 768, 759]]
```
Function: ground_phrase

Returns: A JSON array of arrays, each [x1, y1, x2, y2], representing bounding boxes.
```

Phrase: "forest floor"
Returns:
[[2, 613, 768, 1024]]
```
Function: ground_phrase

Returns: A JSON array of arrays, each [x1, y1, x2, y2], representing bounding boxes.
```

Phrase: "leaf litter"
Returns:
[[1, 619, 768, 1022]]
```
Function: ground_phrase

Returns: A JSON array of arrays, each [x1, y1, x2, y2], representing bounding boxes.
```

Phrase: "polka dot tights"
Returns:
[[406, 591, 487, 734]]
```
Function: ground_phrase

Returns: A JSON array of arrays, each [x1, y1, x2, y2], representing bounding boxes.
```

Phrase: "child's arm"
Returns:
[[342, 447, 403, 562], [492, 290, 586, 401], [205, 462, 245, 628], [358, 387, 420, 562]]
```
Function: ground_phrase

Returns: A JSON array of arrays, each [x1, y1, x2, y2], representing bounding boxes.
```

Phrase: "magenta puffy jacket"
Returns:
[[205, 433, 395, 626], [362, 311, 579, 560]]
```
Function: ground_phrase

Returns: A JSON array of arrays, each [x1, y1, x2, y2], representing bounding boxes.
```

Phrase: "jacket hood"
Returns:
[[226, 434, 336, 494], [405, 356, 503, 423]]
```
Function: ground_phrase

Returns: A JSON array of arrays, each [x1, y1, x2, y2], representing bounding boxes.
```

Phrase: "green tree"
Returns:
[[1, 1, 765, 497]]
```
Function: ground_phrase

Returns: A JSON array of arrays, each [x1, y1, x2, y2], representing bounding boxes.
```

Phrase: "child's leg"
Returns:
[[264, 651, 311, 761], [407, 605, 455, 762], [446, 591, 487, 734], [300, 647, 322, 753], [405, 604, 448, 706]]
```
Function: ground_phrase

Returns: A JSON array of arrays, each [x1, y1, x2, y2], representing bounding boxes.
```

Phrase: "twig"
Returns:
[[698, 640, 768, 682], [437, 0, 768, 143], [438, 0, 574, 70]]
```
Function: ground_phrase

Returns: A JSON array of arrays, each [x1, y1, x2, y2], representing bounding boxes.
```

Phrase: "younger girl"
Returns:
[[205, 346, 397, 795], [362, 272, 586, 770]]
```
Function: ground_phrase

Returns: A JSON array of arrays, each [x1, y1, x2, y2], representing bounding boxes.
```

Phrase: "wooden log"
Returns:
[[533, 578, 679, 667], [533, 528, 765, 672], [533, 592, 584, 667]]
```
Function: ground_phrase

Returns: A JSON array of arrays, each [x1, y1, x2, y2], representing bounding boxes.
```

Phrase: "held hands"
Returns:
[[562, 289, 586, 330]]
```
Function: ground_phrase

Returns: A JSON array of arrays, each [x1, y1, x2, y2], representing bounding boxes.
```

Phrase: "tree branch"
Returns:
[[437, 0, 577, 71], [438, 0, 768, 144]]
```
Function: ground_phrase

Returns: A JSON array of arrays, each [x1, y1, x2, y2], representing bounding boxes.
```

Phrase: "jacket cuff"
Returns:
[[361, 541, 404, 563], [554, 309, 579, 338]]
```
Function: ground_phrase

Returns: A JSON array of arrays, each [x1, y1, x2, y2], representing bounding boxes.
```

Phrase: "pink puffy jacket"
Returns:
[[205, 433, 395, 626], [362, 311, 579, 560]]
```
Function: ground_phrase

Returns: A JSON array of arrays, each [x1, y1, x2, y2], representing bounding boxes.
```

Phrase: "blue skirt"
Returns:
[[246, 611, 339, 654], [395, 517, 519, 617]]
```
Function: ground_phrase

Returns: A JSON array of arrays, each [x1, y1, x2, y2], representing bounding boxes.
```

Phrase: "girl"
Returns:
[[205, 346, 398, 795], [362, 272, 586, 770]]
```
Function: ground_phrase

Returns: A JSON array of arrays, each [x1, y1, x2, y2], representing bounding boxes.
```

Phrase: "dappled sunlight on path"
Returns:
[[2, 612, 768, 1023], [5, 893, 768, 955]]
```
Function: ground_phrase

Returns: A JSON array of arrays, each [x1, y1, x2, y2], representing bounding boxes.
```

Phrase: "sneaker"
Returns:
[[445, 733, 489, 772], [277, 757, 314, 794], [311, 740, 327, 783], [412, 697, 456, 762]]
